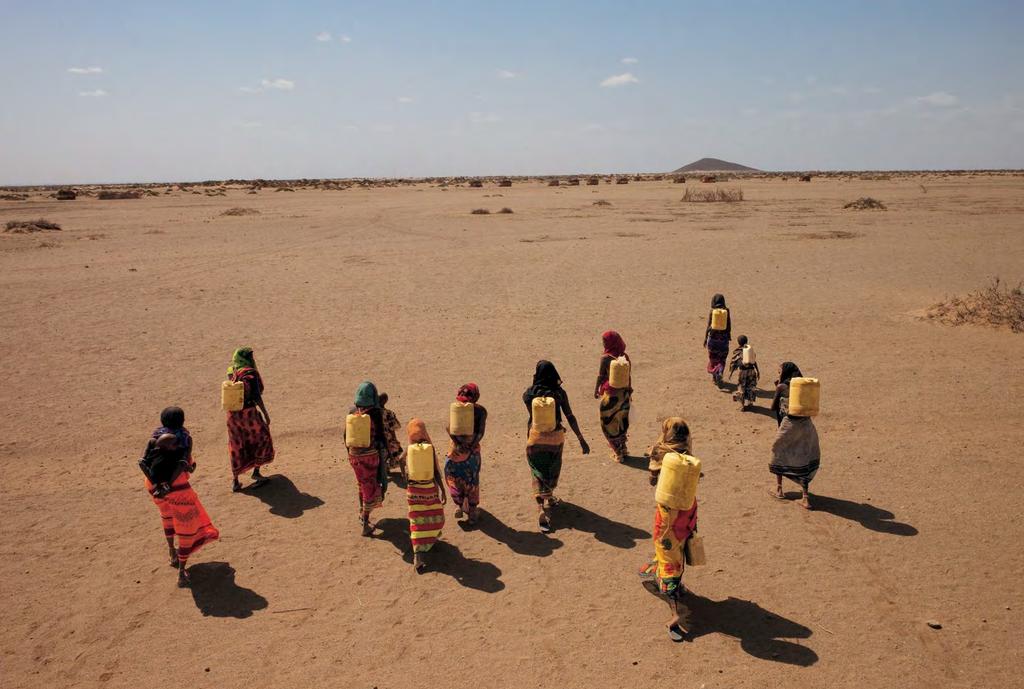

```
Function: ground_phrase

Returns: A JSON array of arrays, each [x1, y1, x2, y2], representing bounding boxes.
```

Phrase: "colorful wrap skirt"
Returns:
[[638, 502, 698, 597], [706, 332, 730, 375], [526, 428, 565, 500], [146, 473, 219, 566], [349, 447, 384, 512], [407, 479, 445, 553], [444, 451, 481, 509], [599, 387, 631, 453], [227, 406, 275, 478]]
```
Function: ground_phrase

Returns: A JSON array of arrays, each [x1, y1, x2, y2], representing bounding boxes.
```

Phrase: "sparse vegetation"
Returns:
[[0, 193, 28, 201], [593, 200, 612, 206], [471, 208, 491, 215], [98, 190, 141, 200], [498, 207, 514, 214], [221, 207, 260, 216], [5, 219, 62, 233], [681, 187, 744, 203], [844, 197, 886, 210], [926, 278, 1024, 333]]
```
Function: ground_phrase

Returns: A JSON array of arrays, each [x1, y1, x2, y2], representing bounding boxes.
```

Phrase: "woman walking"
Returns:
[[406, 419, 446, 571], [639, 483, 699, 642], [225, 347, 274, 492], [646, 417, 691, 486], [770, 361, 803, 426], [523, 360, 590, 532], [594, 330, 632, 462], [769, 406, 821, 510], [445, 383, 487, 525], [703, 294, 732, 386], [347, 381, 389, 536]]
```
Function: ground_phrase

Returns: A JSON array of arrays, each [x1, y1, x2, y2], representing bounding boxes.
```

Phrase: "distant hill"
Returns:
[[672, 158, 759, 173]]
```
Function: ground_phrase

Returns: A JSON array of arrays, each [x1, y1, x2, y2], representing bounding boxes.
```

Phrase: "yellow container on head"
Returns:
[[450, 402, 475, 436], [345, 413, 371, 448], [407, 442, 435, 481], [788, 377, 820, 417], [655, 452, 701, 510], [608, 357, 631, 389], [531, 396, 556, 432], [221, 380, 244, 412], [710, 308, 728, 331]]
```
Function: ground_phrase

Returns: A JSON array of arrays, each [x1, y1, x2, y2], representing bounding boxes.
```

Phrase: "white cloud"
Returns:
[[621, 57, 639, 64], [397, 96, 414, 104], [68, 66, 103, 75], [600, 72, 638, 88], [315, 31, 332, 42], [239, 86, 261, 93], [79, 89, 107, 97], [339, 34, 352, 43], [497, 69, 519, 79], [469, 111, 501, 124], [261, 78, 295, 91], [915, 91, 959, 108]]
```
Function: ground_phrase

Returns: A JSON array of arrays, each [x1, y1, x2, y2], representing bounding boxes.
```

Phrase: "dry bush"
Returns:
[[586, 177, 599, 186], [926, 278, 1024, 333], [98, 190, 141, 200], [593, 200, 612, 206], [469, 180, 484, 188], [799, 174, 812, 182], [471, 208, 491, 215], [844, 197, 886, 210], [221, 207, 260, 216], [56, 189, 77, 200], [498, 207, 514, 214], [1, 193, 28, 201], [681, 187, 744, 203], [5, 219, 62, 233], [548, 180, 560, 187], [616, 178, 629, 184], [275, 187, 295, 192], [498, 179, 512, 187]]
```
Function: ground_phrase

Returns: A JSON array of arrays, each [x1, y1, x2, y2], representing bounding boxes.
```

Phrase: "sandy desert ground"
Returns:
[[1, 174, 1023, 689]]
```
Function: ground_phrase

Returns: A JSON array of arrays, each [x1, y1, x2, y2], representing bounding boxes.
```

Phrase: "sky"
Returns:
[[1, 0, 1022, 184]]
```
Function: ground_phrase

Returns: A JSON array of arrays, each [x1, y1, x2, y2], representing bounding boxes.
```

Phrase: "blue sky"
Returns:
[[1, 1, 1022, 183]]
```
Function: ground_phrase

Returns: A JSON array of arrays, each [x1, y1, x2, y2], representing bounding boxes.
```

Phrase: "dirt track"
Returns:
[[1, 175, 1022, 689]]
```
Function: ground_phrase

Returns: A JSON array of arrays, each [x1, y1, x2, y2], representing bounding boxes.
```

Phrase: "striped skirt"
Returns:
[[146, 474, 219, 566], [407, 479, 445, 552]]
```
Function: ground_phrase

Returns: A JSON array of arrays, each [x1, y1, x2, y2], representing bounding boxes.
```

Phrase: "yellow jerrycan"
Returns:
[[608, 356, 631, 389], [449, 402, 475, 436], [788, 377, 820, 417], [221, 380, 245, 412], [406, 442, 435, 481], [655, 452, 701, 510], [531, 396, 557, 432], [742, 345, 756, 365], [710, 308, 728, 331], [345, 413, 371, 448]]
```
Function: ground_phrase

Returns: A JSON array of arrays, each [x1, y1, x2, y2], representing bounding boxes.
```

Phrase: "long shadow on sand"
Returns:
[[243, 474, 324, 518], [642, 583, 817, 666], [469, 508, 563, 557], [788, 492, 918, 536], [555, 501, 650, 548], [375, 518, 505, 593], [188, 562, 268, 618]]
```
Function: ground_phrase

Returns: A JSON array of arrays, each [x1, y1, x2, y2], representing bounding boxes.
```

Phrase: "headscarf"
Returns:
[[456, 383, 480, 403], [354, 380, 380, 408], [407, 418, 432, 444], [777, 362, 803, 386], [711, 294, 726, 309], [227, 347, 256, 375], [648, 417, 691, 481], [602, 330, 626, 358], [525, 360, 562, 399]]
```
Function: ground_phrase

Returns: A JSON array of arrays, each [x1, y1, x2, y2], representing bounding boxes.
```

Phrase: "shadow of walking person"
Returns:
[[375, 518, 505, 592], [641, 584, 818, 665], [187, 562, 268, 619], [471, 508, 563, 557], [243, 474, 324, 518], [557, 501, 650, 548], [799, 493, 918, 536]]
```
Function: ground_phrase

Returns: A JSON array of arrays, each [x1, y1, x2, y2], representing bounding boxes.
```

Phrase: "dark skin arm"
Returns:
[[433, 451, 447, 504], [445, 405, 488, 453], [594, 356, 610, 398], [560, 394, 591, 455]]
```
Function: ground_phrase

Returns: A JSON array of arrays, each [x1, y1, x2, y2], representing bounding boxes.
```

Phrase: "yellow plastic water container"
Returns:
[[742, 345, 756, 365], [789, 377, 820, 417], [221, 380, 244, 412], [532, 396, 557, 432], [655, 452, 701, 510], [407, 442, 435, 481], [710, 308, 728, 331], [609, 356, 631, 389], [450, 402, 475, 436], [345, 413, 371, 448]]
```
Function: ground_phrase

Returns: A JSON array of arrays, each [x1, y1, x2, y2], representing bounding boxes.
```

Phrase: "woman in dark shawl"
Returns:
[[703, 294, 732, 386]]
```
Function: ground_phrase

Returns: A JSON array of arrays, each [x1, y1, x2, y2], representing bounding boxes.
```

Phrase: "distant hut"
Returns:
[[673, 176, 686, 184], [469, 179, 484, 188], [799, 174, 812, 182], [567, 178, 580, 186], [586, 177, 600, 186], [498, 179, 512, 187], [548, 179, 560, 187], [56, 189, 77, 201]]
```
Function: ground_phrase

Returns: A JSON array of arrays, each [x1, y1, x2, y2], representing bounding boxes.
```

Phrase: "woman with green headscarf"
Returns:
[[226, 347, 274, 491], [346, 381, 389, 536]]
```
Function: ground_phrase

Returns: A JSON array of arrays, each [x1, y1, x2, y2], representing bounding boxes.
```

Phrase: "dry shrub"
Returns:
[[498, 207, 514, 214], [498, 179, 512, 187], [586, 177, 599, 186], [1, 193, 28, 201], [681, 187, 744, 203], [926, 278, 1024, 333], [593, 200, 612, 206], [275, 187, 295, 192], [471, 208, 491, 215], [5, 219, 62, 233], [548, 180, 560, 187], [221, 207, 260, 216], [844, 197, 886, 210], [98, 190, 141, 200]]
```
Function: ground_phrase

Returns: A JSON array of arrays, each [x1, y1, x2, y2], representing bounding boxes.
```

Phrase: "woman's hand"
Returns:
[[580, 439, 591, 455]]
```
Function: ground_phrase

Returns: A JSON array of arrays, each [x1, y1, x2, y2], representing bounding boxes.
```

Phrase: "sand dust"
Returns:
[[1, 174, 1022, 689]]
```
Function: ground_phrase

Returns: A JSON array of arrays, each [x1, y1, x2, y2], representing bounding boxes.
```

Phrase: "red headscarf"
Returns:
[[407, 418, 432, 444], [602, 330, 626, 358], [456, 383, 480, 403]]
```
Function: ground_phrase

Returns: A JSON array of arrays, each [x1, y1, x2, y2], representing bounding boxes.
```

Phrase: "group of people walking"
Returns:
[[137, 296, 822, 641]]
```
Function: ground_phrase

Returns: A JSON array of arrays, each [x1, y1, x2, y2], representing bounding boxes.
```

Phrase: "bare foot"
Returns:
[[361, 520, 373, 537], [799, 495, 813, 510], [454, 508, 464, 519], [413, 554, 425, 572], [232, 478, 242, 492], [538, 512, 551, 533]]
